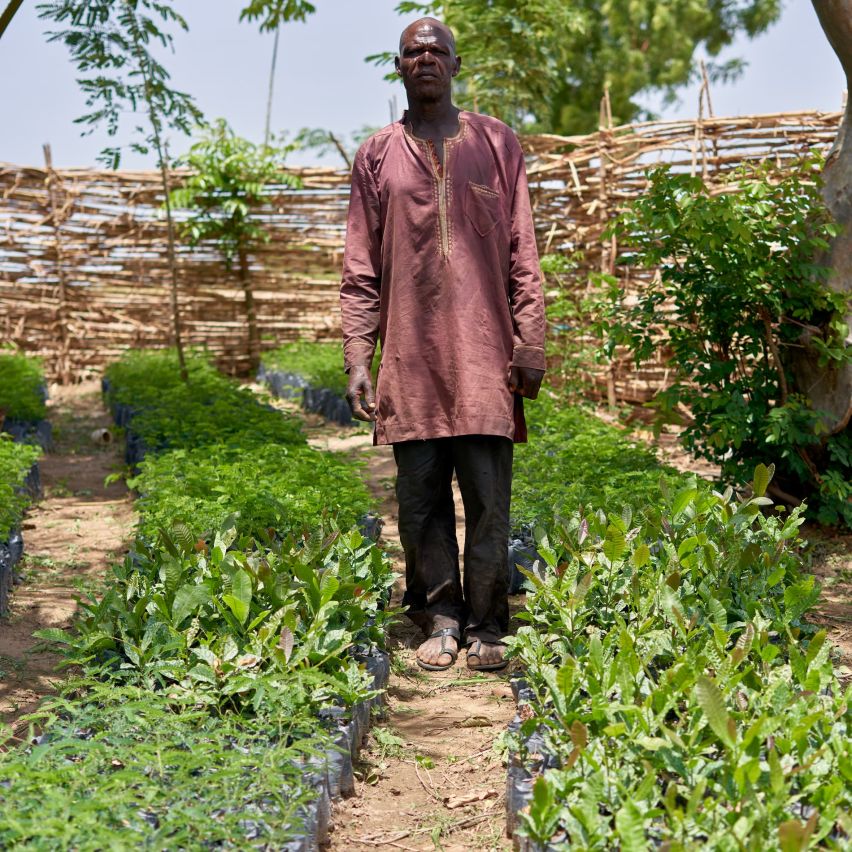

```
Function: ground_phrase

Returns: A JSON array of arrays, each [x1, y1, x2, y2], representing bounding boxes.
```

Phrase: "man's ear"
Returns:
[[394, 55, 402, 75], [452, 56, 461, 77]]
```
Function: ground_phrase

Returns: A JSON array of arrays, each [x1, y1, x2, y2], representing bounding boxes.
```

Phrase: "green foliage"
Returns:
[[239, 0, 316, 31], [170, 119, 301, 265], [376, 0, 781, 134], [0, 351, 46, 423], [601, 158, 851, 527], [131, 443, 371, 542], [37, 0, 203, 168], [509, 467, 851, 848], [512, 394, 687, 529], [0, 436, 40, 541], [105, 349, 305, 450], [294, 125, 379, 169], [47, 520, 393, 711], [540, 252, 609, 398], [264, 340, 350, 396], [0, 350, 395, 845], [0, 686, 317, 847]]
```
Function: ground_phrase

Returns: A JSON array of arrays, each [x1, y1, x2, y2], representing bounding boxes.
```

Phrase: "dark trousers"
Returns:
[[393, 435, 512, 645]]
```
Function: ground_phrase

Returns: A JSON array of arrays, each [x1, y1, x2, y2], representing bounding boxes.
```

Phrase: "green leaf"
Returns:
[[671, 486, 698, 517], [752, 463, 775, 498], [172, 584, 211, 626], [222, 594, 249, 625], [603, 524, 626, 563], [695, 675, 735, 749], [615, 800, 646, 852], [171, 522, 196, 554], [162, 557, 182, 594], [33, 627, 74, 646], [778, 820, 807, 852], [631, 542, 650, 568], [230, 569, 253, 621]]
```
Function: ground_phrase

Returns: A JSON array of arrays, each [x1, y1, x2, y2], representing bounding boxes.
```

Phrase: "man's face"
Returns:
[[395, 23, 460, 101]]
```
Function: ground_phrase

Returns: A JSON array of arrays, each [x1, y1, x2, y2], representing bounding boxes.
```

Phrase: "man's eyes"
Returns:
[[406, 46, 448, 56]]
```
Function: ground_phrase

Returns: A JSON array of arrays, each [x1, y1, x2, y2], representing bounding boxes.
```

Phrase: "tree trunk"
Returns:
[[804, 1, 852, 432], [238, 246, 260, 374], [159, 155, 188, 382], [264, 26, 280, 148]]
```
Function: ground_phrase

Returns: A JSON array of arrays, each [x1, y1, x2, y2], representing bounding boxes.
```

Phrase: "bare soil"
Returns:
[[804, 525, 852, 677], [0, 381, 136, 741]]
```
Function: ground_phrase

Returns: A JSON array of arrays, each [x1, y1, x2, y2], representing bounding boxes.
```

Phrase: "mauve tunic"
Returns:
[[340, 110, 546, 445]]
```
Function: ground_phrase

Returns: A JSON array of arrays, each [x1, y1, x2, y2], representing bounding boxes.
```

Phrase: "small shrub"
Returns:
[[263, 341, 349, 396], [601, 158, 851, 527], [0, 351, 46, 423], [131, 443, 372, 541]]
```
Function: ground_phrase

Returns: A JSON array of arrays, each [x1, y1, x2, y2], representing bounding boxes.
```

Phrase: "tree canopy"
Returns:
[[382, 0, 782, 134]]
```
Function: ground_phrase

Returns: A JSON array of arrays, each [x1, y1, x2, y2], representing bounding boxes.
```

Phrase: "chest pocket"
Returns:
[[464, 181, 501, 237]]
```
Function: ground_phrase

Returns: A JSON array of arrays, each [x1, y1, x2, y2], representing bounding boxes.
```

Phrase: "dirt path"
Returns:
[[0, 381, 136, 740], [306, 422, 518, 851]]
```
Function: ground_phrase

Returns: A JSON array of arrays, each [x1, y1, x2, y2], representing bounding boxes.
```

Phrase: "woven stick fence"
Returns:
[[0, 108, 842, 397]]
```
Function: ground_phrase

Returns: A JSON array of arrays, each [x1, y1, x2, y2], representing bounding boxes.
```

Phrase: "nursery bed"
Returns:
[[0, 351, 396, 850]]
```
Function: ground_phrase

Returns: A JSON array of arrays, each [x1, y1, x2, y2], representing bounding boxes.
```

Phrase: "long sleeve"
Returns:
[[507, 139, 546, 371], [340, 146, 382, 371]]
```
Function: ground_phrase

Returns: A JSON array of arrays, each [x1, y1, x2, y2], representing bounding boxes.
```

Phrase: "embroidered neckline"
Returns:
[[401, 110, 467, 146]]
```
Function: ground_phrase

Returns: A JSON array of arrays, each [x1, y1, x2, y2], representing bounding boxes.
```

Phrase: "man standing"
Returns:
[[340, 18, 545, 672]]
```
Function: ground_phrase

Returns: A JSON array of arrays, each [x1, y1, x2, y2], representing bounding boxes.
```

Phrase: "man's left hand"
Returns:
[[508, 366, 545, 400]]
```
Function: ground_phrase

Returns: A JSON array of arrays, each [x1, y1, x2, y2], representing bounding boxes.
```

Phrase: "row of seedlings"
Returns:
[[0, 351, 52, 449], [0, 350, 395, 850], [508, 395, 687, 594], [503, 441, 851, 849], [0, 352, 46, 613], [258, 341, 367, 427]]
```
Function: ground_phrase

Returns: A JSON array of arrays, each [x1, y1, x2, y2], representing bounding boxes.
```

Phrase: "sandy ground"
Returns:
[[0, 381, 136, 742]]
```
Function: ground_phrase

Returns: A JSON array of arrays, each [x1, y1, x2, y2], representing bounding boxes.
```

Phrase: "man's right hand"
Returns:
[[346, 365, 377, 422]]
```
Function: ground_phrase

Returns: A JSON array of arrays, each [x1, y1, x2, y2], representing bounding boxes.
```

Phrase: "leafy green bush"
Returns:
[[512, 394, 688, 529], [130, 443, 371, 542], [0, 436, 40, 541], [42, 521, 393, 711], [508, 466, 851, 848], [601, 159, 851, 527], [0, 351, 46, 423], [263, 341, 349, 396], [105, 349, 305, 450]]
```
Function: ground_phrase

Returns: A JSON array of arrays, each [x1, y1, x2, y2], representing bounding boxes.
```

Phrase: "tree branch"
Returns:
[[759, 306, 789, 405], [0, 0, 24, 40], [328, 132, 352, 170]]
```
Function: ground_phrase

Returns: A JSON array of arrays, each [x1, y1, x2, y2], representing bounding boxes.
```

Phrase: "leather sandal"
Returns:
[[416, 626, 461, 671], [466, 638, 508, 672]]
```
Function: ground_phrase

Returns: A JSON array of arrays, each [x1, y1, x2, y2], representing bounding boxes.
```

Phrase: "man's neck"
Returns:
[[405, 95, 460, 135]]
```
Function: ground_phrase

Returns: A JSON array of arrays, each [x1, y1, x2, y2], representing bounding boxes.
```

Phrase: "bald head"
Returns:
[[399, 17, 456, 55]]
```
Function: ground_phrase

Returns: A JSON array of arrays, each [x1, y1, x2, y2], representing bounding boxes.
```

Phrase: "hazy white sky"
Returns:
[[0, 0, 845, 169]]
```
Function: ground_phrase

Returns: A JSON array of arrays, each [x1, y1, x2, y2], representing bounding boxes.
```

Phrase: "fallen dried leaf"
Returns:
[[458, 715, 492, 728], [444, 789, 498, 809]]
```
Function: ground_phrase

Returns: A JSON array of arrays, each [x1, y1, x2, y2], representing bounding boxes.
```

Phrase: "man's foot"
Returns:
[[466, 638, 508, 672], [416, 618, 460, 671]]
